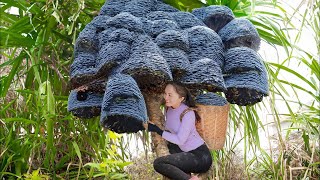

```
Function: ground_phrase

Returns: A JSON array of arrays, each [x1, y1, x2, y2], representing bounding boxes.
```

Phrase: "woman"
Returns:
[[144, 82, 212, 180]]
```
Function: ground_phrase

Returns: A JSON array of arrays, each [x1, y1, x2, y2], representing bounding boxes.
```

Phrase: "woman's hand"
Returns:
[[143, 122, 148, 130], [143, 122, 163, 136], [143, 121, 156, 130]]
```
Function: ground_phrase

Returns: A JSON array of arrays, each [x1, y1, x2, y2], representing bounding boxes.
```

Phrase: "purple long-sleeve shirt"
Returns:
[[162, 103, 204, 152]]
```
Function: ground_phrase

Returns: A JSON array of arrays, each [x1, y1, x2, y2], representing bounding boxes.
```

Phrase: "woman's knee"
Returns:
[[153, 157, 164, 171], [200, 155, 212, 172]]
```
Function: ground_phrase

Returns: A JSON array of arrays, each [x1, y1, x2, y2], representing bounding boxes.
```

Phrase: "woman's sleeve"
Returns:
[[162, 111, 195, 145]]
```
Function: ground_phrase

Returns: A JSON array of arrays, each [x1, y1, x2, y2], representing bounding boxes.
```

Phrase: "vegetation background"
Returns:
[[0, 0, 319, 179]]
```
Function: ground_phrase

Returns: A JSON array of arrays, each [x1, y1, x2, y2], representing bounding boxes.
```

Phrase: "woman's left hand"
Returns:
[[143, 122, 148, 130], [143, 122, 163, 136]]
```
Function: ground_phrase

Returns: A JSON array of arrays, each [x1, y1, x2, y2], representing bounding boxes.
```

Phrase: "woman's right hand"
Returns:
[[189, 175, 200, 180]]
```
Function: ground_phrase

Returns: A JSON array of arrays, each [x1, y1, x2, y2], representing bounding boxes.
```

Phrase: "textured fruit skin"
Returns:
[[67, 0, 268, 133]]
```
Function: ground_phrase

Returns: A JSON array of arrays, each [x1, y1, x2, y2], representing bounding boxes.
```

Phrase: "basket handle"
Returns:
[[179, 107, 197, 122]]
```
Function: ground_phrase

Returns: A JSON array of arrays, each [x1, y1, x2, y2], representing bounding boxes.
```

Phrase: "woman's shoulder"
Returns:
[[181, 106, 195, 119], [181, 103, 196, 113]]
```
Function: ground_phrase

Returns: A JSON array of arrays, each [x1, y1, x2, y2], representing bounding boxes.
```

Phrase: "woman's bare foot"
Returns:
[[189, 175, 200, 180]]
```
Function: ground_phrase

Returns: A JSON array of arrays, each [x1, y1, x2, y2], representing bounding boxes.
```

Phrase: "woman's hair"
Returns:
[[166, 81, 201, 122]]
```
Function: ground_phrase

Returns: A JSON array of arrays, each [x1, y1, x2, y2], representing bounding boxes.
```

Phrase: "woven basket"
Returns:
[[196, 103, 230, 150]]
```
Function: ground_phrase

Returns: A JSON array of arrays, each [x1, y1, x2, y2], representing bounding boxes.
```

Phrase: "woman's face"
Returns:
[[164, 84, 185, 109]]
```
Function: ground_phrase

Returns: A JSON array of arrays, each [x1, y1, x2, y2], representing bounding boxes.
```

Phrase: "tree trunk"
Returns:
[[143, 93, 170, 180], [143, 93, 211, 180]]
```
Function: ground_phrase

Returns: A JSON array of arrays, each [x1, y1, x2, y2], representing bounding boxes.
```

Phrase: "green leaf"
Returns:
[[0, 99, 16, 113], [163, 0, 205, 11], [3, 118, 37, 124], [110, 173, 128, 179], [46, 81, 55, 115], [270, 62, 317, 91], [0, 11, 19, 24], [254, 11, 283, 18], [228, 0, 241, 10], [8, 16, 34, 33], [0, 52, 24, 97], [52, 30, 72, 44], [72, 141, 82, 164], [0, 29, 35, 48], [302, 131, 310, 153], [108, 131, 121, 140], [26, 50, 41, 85], [249, 19, 273, 31], [257, 28, 283, 45], [84, 162, 101, 169], [0, 0, 43, 14], [278, 79, 319, 101], [0, 56, 15, 68]]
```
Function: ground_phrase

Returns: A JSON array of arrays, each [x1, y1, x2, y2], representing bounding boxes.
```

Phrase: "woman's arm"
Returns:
[[162, 111, 195, 145]]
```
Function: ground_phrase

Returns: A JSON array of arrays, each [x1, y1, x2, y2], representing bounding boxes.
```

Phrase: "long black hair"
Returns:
[[166, 81, 201, 122]]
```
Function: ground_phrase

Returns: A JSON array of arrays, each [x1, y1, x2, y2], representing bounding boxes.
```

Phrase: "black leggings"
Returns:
[[153, 142, 212, 180]]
